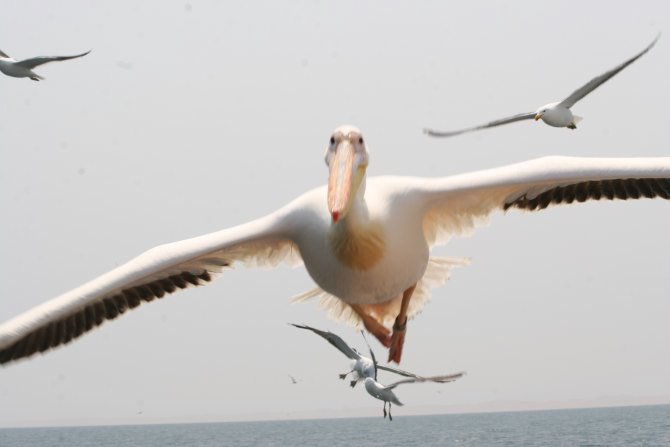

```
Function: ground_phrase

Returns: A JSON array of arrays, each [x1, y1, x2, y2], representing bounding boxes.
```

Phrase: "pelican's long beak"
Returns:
[[534, 114, 542, 121], [328, 140, 356, 223]]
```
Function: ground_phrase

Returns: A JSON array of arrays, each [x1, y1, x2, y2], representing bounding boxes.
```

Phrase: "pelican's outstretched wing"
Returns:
[[423, 112, 535, 138], [16, 50, 91, 69], [386, 371, 466, 390], [291, 324, 362, 360], [559, 35, 659, 108], [0, 210, 301, 365], [408, 156, 670, 246]]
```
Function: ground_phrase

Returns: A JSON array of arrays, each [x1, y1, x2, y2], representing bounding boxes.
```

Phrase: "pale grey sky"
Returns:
[[0, 0, 668, 427]]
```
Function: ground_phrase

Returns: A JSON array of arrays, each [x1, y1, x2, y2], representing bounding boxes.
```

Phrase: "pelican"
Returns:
[[0, 48, 91, 81], [1, 125, 669, 366], [291, 323, 455, 387], [424, 35, 658, 137]]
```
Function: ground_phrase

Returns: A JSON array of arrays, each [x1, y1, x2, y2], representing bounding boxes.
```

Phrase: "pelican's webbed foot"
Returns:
[[350, 304, 391, 347]]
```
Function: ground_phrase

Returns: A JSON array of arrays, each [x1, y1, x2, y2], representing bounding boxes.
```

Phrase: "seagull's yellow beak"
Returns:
[[534, 114, 542, 121]]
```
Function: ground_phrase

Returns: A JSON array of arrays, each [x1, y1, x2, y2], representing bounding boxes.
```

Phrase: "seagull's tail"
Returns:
[[572, 115, 583, 125]]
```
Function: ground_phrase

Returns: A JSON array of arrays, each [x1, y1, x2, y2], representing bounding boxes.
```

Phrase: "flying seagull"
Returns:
[[293, 323, 464, 420], [424, 35, 659, 137], [0, 48, 91, 81], [1, 125, 669, 367], [360, 332, 464, 421], [291, 323, 447, 387], [363, 373, 464, 421]]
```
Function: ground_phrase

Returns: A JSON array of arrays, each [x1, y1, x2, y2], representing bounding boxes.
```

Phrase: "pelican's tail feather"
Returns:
[[290, 256, 470, 329], [291, 287, 364, 329]]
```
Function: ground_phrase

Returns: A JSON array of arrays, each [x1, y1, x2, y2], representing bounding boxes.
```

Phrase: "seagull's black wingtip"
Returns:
[[423, 128, 449, 138]]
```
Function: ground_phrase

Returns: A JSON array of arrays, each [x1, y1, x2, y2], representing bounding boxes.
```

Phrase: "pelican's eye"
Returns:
[[358, 137, 364, 144], [329, 136, 336, 145]]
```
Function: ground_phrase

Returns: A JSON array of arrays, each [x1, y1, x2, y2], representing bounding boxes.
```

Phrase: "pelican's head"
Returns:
[[325, 125, 369, 223]]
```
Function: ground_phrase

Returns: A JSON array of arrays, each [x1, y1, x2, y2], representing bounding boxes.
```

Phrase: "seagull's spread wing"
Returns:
[[16, 50, 91, 69], [367, 339, 378, 381], [410, 156, 670, 247], [359, 330, 379, 381], [559, 35, 659, 108], [0, 210, 301, 365], [0, 49, 11, 59], [423, 112, 536, 138], [386, 371, 466, 390], [376, 363, 466, 381], [291, 324, 361, 360], [376, 364, 424, 379]]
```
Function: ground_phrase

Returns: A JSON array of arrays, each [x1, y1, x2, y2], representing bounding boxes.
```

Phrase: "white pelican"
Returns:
[[0, 49, 90, 81], [0, 125, 669, 366], [424, 35, 658, 137], [291, 323, 459, 387]]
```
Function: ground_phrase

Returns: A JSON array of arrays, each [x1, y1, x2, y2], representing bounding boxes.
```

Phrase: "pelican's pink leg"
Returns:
[[350, 304, 391, 347], [388, 283, 416, 364]]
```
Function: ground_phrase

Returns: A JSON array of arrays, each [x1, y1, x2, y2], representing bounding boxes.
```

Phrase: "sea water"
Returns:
[[1, 404, 669, 447]]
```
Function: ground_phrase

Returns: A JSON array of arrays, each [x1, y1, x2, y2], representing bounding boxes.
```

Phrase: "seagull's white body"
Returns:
[[535, 102, 578, 128], [364, 377, 404, 406], [425, 35, 658, 137], [341, 352, 376, 383], [363, 372, 465, 420], [0, 58, 32, 78], [1, 126, 669, 365], [0, 49, 90, 81], [351, 356, 376, 381]]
